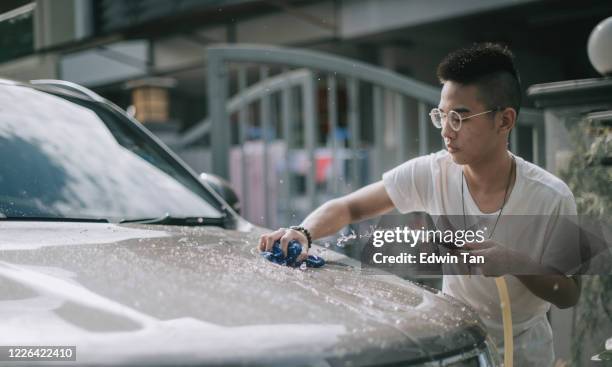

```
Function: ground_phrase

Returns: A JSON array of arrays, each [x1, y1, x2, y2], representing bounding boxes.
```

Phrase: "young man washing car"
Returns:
[[259, 43, 580, 366]]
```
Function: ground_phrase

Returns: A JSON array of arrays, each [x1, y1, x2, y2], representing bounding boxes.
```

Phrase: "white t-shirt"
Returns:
[[382, 149, 578, 366]]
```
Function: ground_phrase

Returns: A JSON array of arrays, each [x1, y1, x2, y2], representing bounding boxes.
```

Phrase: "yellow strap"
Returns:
[[495, 276, 513, 367]]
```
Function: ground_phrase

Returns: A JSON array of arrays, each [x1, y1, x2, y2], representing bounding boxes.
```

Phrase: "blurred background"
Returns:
[[1, 1, 610, 365]]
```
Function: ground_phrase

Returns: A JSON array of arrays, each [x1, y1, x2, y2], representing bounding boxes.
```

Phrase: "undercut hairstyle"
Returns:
[[437, 43, 522, 116]]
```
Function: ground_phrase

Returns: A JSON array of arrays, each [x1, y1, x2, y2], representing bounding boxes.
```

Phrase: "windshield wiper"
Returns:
[[119, 213, 227, 227], [0, 216, 110, 223]]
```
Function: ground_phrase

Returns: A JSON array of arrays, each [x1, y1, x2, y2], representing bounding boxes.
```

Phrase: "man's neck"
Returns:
[[463, 149, 514, 194]]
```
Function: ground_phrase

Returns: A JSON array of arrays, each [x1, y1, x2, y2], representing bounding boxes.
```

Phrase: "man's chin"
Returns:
[[447, 150, 467, 164]]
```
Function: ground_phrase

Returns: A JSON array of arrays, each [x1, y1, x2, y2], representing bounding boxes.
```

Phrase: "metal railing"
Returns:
[[180, 68, 317, 223]]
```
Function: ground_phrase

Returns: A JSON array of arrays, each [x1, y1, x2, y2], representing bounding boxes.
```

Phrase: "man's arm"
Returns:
[[516, 274, 580, 309], [516, 199, 581, 309], [259, 181, 395, 256], [466, 242, 581, 308], [301, 180, 395, 240], [507, 250, 581, 308]]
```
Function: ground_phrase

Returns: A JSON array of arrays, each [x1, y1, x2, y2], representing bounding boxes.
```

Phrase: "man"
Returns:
[[259, 43, 580, 366]]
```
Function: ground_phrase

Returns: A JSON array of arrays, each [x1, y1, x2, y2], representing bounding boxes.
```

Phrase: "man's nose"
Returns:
[[440, 119, 456, 140]]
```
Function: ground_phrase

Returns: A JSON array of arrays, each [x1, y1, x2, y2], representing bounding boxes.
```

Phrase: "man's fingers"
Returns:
[[279, 233, 293, 257], [259, 228, 311, 265], [279, 229, 309, 256], [259, 233, 273, 251], [297, 251, 308, 262], [461, 242, 495, 251], [460, 243, 481, 251], [266, 228, 286, 251], [260, 228, 287, 252]]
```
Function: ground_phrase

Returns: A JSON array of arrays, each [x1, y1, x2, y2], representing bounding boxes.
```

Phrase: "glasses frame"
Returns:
[[429, 107, 504, 131]]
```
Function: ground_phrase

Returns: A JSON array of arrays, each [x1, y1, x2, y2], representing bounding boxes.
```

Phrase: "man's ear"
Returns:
[[498, 107, 516, 134]]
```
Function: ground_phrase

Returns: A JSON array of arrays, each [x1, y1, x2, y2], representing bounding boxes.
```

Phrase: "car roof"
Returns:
[[0, 78, 19, 86], [0, 77, 104, 103], [30, 79, 106, 102]]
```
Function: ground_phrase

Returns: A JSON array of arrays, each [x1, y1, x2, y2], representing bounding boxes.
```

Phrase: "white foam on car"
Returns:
[[0, 222, 169, 250], [0, 261, 346, 365]]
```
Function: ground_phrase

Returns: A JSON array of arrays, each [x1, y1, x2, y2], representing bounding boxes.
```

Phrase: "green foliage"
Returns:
[[561, 118, 611, 216], [560, 117, 611, 366]]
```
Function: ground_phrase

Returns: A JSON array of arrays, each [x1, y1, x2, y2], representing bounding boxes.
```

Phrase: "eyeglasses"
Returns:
[[429, 107, 503, 131]]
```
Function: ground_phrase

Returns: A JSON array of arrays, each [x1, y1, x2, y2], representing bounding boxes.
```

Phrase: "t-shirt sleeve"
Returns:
[[381, 154, 434, 214]]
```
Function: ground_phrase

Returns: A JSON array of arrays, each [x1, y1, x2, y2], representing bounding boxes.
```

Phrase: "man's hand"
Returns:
[[459, 240, 522, 277], [460, 240, 580, 308], [259, 227, 309, 262], [257, 181, 394, 265]]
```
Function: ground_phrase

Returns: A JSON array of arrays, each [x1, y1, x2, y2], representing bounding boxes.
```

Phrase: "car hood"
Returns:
[[0, 222, 486, 366]]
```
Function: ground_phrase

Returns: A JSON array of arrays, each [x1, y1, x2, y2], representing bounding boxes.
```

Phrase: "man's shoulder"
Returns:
[[517, 156, 574, 200], [405, 149, 453, 168], [384, 150, 456, 181]]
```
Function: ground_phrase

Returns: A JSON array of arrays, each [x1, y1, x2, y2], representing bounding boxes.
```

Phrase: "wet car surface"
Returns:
[[0, 222, 489, 366], [0, 79, 497, 366]]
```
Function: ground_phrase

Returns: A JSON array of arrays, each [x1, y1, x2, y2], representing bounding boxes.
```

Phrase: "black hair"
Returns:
[[437, 43, 522, 115]]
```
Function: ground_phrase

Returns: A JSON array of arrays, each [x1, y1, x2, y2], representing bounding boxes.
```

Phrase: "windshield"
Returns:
[[0, 84, 222, 221]]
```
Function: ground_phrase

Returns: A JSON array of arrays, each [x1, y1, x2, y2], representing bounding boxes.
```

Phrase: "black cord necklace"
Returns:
[[461, 155, 515, 239]]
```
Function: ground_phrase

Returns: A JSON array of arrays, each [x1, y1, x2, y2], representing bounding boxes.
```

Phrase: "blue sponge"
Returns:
[[261, 240, 325, 268]]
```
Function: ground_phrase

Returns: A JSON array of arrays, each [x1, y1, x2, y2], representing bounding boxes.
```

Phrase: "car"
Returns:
[[0, 78, 500, 366]]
